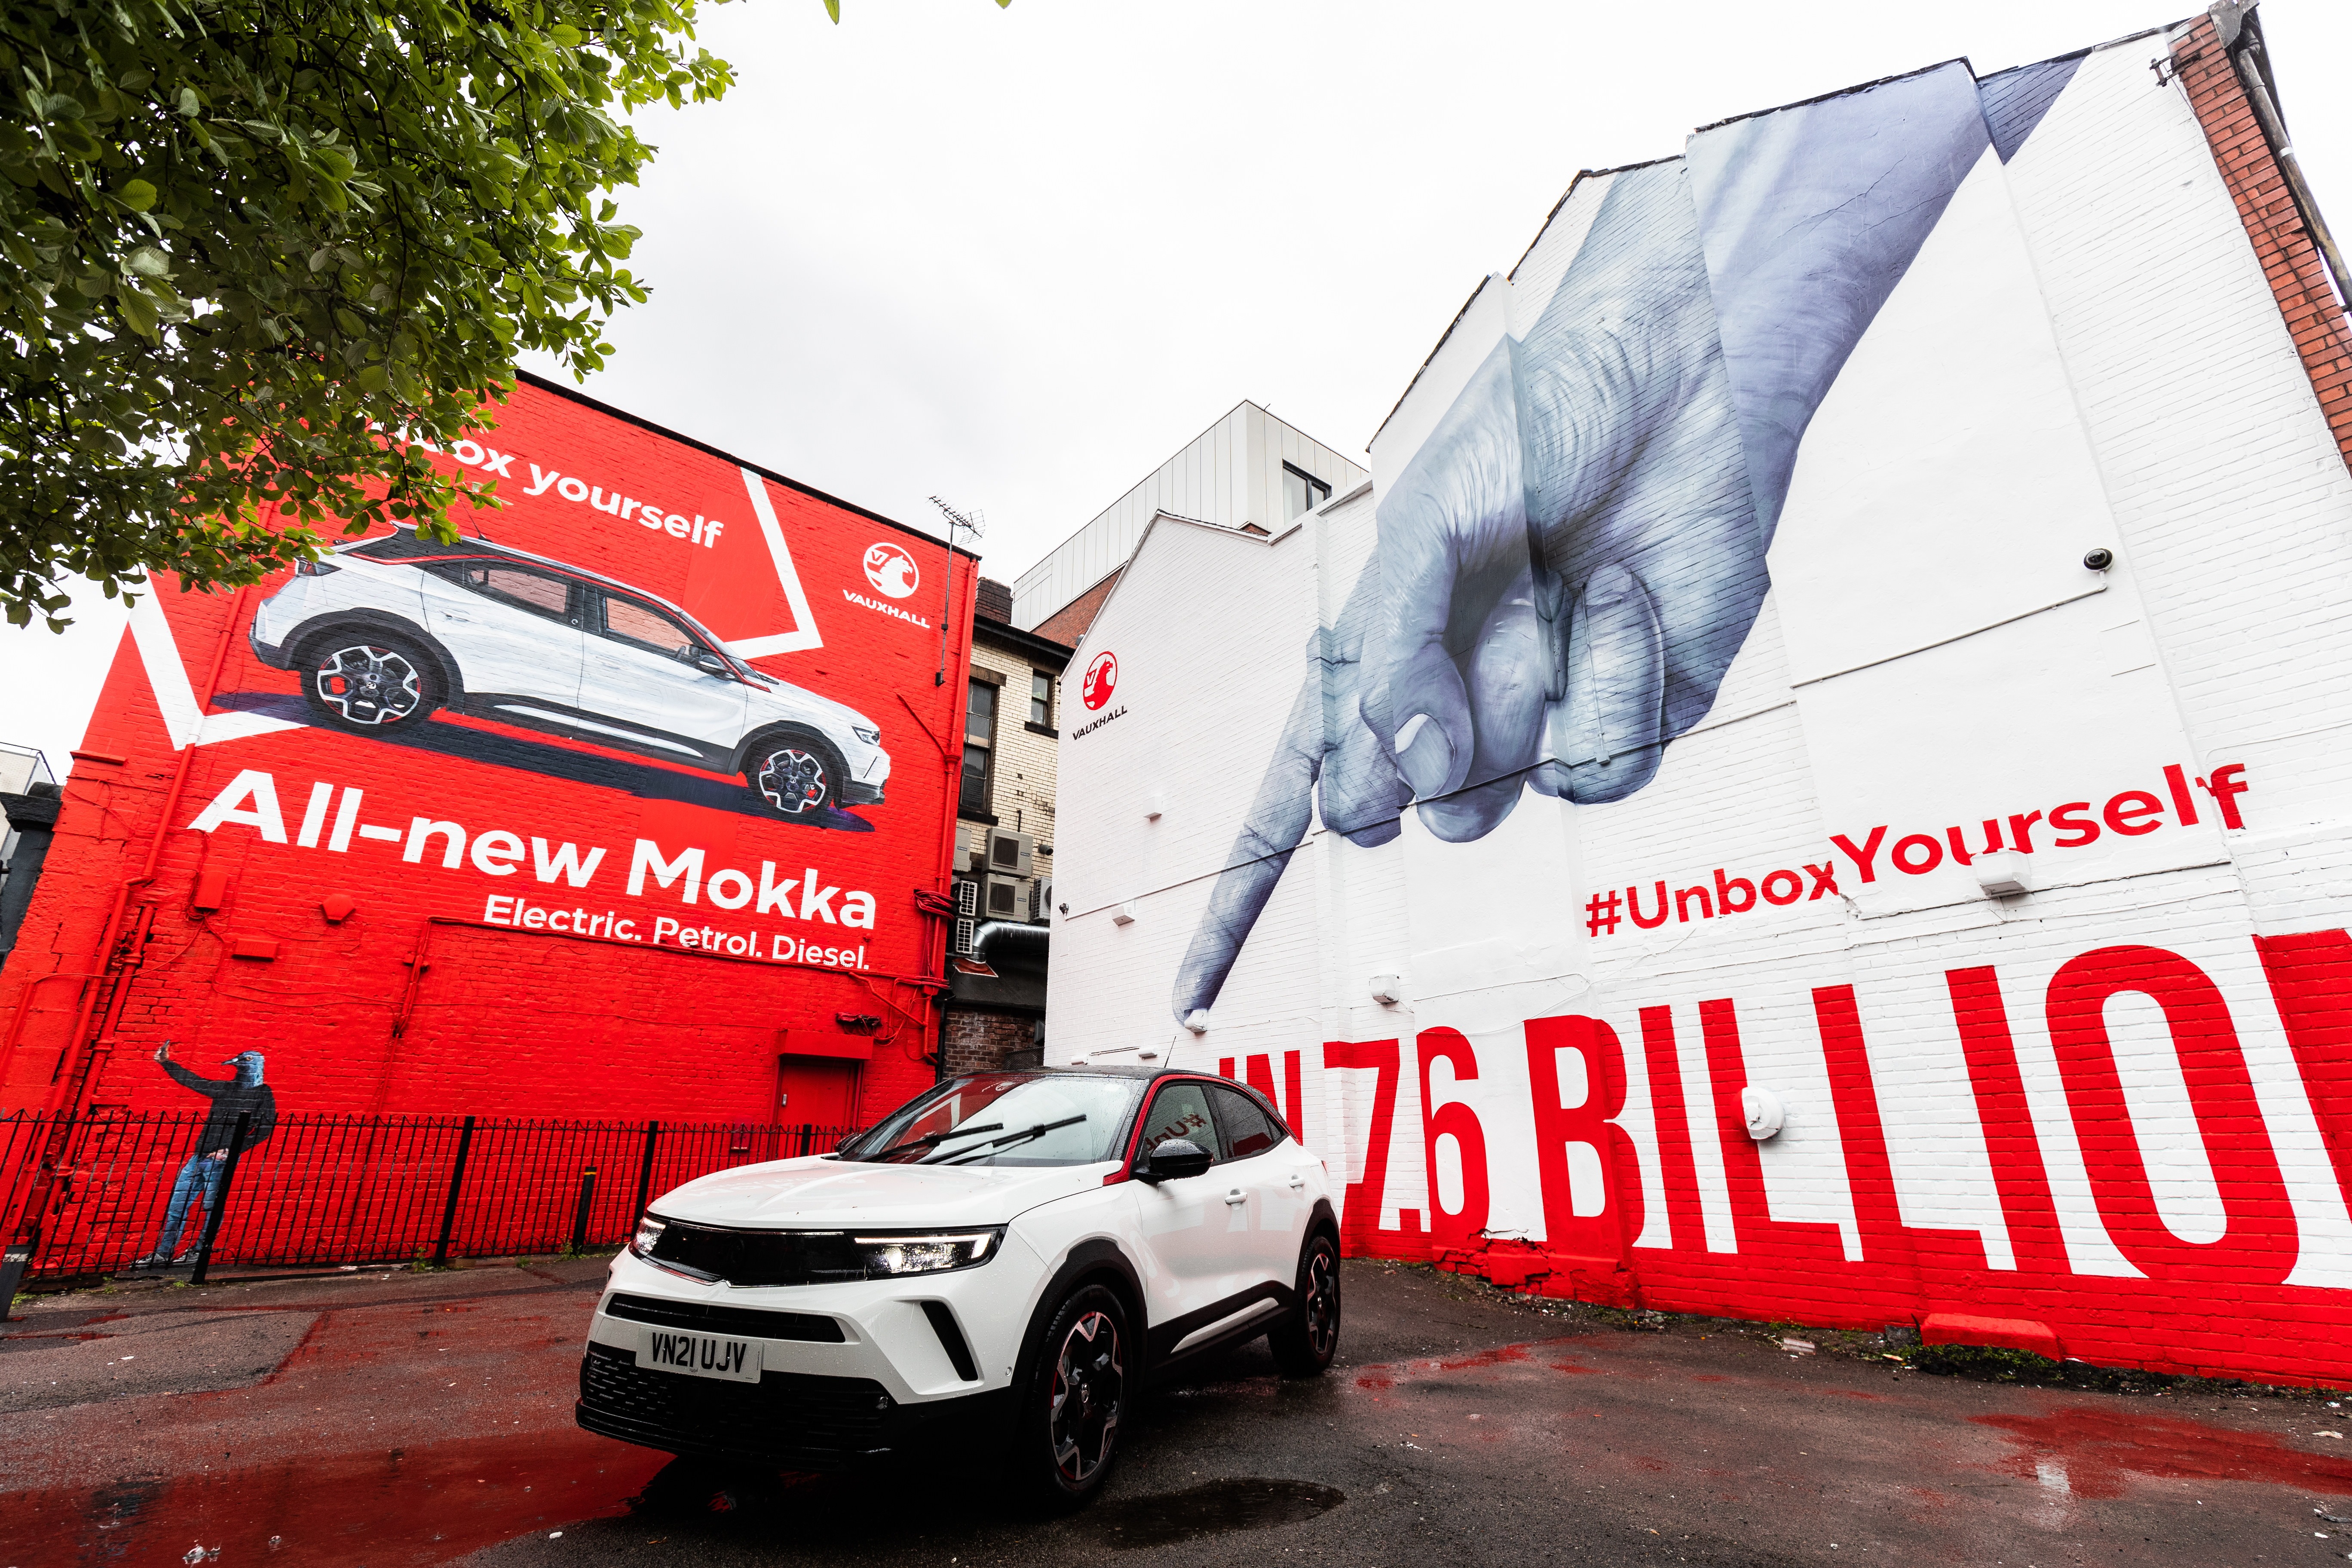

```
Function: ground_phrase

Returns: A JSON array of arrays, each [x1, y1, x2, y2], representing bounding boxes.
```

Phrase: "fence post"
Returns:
[[570, 1165, 597, 1254], [632, 1122, 659, 1222], [187, 1111, 252, 1287], [431, 1116, 476, 1267]]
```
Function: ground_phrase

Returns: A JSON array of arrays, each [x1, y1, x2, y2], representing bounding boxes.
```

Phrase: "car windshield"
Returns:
[[844, 1074, 1144, 1168]]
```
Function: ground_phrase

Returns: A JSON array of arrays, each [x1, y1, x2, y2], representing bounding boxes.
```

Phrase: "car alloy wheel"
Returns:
[[1048, 1308, 1123, 1485], [1302, 1247, 1339, 1359], [315, 644, 425, 726], [755, 745, 830, 814]]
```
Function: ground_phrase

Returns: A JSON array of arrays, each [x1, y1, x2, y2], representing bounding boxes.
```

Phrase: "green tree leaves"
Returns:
[[0, 0, 739, 628]]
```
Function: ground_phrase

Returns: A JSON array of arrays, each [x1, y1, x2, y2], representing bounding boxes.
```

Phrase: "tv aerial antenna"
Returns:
[[927, 495, 984, 686]]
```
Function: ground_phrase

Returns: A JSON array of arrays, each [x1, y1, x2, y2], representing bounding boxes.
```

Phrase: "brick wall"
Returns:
[[941, 1007, 1039, 1077], [959, 631, 1065, 890], [2172, 17, 2352, 473], [0, 377, 974, 1130], [1047, 29, 2352, 1386], [1033, 570, 1120, 649]]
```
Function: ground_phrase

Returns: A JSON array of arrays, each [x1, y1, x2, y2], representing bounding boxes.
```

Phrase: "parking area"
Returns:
[[3, 1258, 2347, 1567]]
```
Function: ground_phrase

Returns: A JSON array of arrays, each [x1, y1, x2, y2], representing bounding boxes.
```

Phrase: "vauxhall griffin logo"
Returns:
[[862, 543, 919, 600], [1071, 651, 1125, 738], [1082, 651, 1118, 710]]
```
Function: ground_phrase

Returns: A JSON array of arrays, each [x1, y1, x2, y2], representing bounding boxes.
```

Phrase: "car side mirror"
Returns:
[[694, 651, 729, 676], [1137, 1138, 1212, 1185]]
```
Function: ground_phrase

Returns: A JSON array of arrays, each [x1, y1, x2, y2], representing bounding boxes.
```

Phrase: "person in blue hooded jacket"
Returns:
[[135, 1041, 279, 1269]]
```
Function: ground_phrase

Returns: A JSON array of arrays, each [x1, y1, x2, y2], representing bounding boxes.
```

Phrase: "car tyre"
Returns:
[[298, 632, 443, 732], [1268, 1232, 1341, 1377], [748, 730, 848, 817], [1008, 1282, 1129, 1511]]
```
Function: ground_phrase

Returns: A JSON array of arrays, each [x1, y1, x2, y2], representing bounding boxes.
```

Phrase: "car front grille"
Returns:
[[603, 1292, 845, 1342], [576, 1343, 895, 1468], [645, 1222, 871, 1286]]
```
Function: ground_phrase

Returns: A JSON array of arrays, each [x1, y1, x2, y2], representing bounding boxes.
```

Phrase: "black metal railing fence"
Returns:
[[0, 1110, 861, 1281]]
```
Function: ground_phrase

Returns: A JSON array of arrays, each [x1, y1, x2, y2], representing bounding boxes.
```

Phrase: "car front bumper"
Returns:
[[575, 1240, 1046, 1467], [576, 1342, 1008, 1470]]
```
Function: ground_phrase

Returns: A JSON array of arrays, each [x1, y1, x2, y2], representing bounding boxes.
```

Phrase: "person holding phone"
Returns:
[[133, 1042, 278, 1269]]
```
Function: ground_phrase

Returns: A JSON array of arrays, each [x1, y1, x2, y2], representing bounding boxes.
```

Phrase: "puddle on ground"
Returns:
[[1972, 1405, 2352, 1500], [0, 1429, 665, 1565], [1078, 1477, 1344, 1548]]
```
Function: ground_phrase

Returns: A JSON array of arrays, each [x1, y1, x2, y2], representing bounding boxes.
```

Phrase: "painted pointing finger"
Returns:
[[1553, 562, 1666, 804]]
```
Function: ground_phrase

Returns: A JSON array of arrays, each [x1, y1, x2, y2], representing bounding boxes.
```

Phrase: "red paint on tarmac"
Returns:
[[0, 1260, 653, 1567], [1972, 1402, 2352, 1499], [3, 1430, 663, 1565]]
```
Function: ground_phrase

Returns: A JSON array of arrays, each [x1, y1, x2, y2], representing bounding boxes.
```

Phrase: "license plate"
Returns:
[[637, 1328, 762, 1383]]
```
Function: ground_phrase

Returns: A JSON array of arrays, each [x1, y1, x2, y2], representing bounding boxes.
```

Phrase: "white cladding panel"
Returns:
[[1011, 404, 1367, 631]]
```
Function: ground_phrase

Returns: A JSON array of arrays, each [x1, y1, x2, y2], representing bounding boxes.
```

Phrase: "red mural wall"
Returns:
[[0, 374, 976, 1127], [1225, 928, 2352, 1388]]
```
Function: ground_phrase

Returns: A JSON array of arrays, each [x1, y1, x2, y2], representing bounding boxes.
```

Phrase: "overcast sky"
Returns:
[[6, 0, 2349, 773]]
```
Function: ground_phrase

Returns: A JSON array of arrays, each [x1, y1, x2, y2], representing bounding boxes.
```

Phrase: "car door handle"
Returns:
[[1224, 1188, 1247, 1206], [1286, 1176, 1306, 1190]]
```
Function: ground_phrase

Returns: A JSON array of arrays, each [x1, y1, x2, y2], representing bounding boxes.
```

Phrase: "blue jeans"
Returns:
[[155, 1154, 226, 1260]]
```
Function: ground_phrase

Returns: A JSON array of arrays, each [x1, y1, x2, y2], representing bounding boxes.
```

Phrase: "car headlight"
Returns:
[[851, 725, 880, 745], [853, 1230, 999, 1276], [630, 1216, 665, 1261]]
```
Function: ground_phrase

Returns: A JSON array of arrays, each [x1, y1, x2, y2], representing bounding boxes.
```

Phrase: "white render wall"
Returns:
[[1010, 403, 1367, 632], [1048, 29, 2352, 1382]]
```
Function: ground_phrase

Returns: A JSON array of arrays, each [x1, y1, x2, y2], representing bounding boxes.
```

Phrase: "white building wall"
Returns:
[[1047, 28, 2352, 1385]]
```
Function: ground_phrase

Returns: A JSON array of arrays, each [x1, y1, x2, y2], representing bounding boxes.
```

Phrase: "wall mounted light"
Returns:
[[1182, 1009, 1210, 1034], [320, 894, 357, 924], [1112, 902, 1137, 926], [2083, 547, 2114, 572], [1369, 974, 1403, 1006], [1974, 850, 2031, 897], [1741, 1086, 1785, 1141]]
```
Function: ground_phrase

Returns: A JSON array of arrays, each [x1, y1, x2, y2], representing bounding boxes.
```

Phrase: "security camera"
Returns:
[[2083, 547, 2114, 571]]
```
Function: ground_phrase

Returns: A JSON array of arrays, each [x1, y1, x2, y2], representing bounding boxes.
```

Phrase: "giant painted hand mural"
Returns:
[[1174, 64, 2008, 1024]]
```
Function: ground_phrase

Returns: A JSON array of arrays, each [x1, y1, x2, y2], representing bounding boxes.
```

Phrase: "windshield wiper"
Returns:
[[935, 1114, 1088, 1166], [864, 1122, 1004, 1161]]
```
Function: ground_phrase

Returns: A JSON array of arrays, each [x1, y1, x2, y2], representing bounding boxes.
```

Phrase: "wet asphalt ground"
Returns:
[[3, 1256, 2349, 1567]]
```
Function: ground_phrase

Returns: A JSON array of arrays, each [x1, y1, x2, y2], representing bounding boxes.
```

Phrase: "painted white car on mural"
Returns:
[[574, 1069, 1341, 1508], [250, 527, 888, 816]]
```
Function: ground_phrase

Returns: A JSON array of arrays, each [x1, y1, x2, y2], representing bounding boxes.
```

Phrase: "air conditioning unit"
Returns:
[[953, 916, 976, 956], [1032, 878, 1053, 922], [985, 876, 1024, 918], [954, 880, 979, 918], [985, 828, 1034, 878]]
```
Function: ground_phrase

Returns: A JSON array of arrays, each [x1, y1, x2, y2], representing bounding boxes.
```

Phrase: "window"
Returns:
[[1282, 462, 1331, 521], [1029, 671, 1053, 727], [439, 563, 575, 624], [960, 678, 998, 817], [843, 1074, 1145, 1168], [600, 594, 698, 660], [959, 746, 992, 818], [1139, 1083, 1217, 1161], [1208, 1085, 1281, 1159]]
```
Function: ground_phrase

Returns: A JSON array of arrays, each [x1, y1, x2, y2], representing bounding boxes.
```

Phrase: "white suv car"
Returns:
[[249, 527, 890, 818], [575, 1069, 1341, 1507]]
